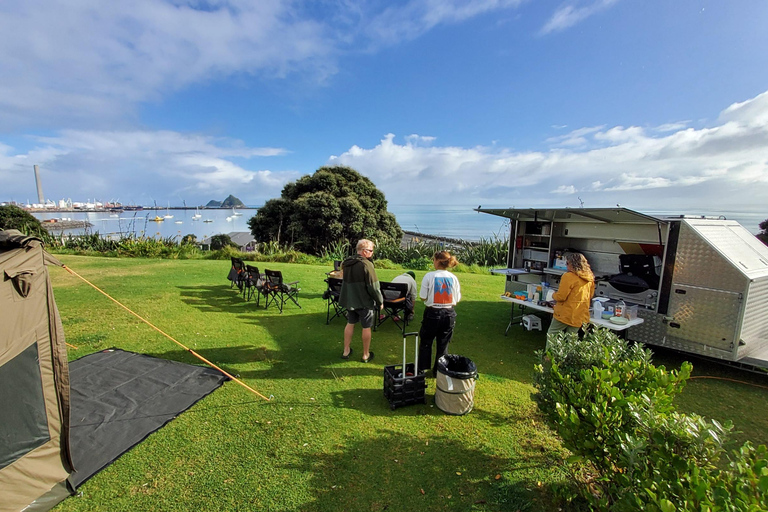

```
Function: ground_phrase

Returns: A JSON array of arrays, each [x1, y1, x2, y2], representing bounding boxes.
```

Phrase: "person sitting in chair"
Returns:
[[389, 271, 417, 322]]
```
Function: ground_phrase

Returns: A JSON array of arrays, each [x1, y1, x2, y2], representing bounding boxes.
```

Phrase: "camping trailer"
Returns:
[[477, 207, 768, 369]]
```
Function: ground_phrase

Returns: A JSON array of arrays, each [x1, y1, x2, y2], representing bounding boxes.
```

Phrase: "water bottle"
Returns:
[[614, 300, 625, 318]]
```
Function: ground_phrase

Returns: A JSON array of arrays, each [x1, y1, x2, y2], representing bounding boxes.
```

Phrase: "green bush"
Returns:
[[210, 234, 236, 250], [0, 204, 51, 240], [534, 329, 768, 511]]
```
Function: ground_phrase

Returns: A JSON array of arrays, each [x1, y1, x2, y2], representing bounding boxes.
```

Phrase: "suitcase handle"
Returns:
[[403, 332, 420, 375]]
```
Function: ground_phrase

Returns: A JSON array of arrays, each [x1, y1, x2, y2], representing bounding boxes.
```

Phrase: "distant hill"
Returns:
[[206, 195, 245, 208], [221, 195, 245, 208]]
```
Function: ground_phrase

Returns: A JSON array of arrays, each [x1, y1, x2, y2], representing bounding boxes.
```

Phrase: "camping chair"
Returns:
[[376, 281, 410, 335], [227, 257, 246, 291], [243, 265, 266, 305], [263, 269, 301, 313], [324, 277, 346, 324]]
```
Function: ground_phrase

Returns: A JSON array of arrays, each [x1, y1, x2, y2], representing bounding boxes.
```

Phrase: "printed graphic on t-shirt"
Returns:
[[432, 277, 454, 304]]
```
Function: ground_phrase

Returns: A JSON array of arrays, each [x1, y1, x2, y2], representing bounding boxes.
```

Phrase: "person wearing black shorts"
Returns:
[[339, 239, 383, 363]]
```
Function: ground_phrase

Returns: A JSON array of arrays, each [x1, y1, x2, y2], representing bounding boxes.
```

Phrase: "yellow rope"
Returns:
[[689, 375, 768, 391], [62, 265, 270, 401]]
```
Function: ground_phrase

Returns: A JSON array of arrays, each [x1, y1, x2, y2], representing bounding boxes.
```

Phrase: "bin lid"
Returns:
[[436, 354, 477, 379]]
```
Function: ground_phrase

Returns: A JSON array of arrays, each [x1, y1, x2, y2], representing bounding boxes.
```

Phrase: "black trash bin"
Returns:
[[435, 354, 477, 415]]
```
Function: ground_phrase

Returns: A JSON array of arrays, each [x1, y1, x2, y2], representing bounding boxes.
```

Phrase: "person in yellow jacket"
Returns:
[[548, 252, 595, 336]]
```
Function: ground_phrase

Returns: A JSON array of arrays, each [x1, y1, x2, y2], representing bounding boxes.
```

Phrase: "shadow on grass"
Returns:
[[174, 282, 547, 388], [291, 429, 555, 512], [330, 386, 536, 425], [178, 284, 324, 314]]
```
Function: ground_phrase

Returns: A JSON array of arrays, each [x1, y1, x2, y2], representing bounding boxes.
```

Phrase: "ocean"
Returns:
[[31, 205, 765, 242]]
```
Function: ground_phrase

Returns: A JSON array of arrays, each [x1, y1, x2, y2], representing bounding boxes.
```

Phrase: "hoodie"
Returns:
[[552, 268, 595, 327], [339, 254, 383, 310]]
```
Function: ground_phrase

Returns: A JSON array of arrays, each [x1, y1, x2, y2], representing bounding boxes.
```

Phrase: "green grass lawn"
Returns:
[[50, 256, 768, 512]]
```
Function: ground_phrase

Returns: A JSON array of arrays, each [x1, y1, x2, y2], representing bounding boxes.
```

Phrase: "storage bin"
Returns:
[[435, 355, 478, 416]]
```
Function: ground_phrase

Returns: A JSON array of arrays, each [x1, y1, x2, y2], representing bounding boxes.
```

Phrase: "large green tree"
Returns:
[[0, 205, 48, 238], [248, 166, 402, 254]]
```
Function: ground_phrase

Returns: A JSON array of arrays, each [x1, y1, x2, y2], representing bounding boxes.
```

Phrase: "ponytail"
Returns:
[[433, 250, 458, 269]]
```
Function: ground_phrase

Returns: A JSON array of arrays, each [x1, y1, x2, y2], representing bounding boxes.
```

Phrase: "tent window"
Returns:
[[0, 342, 50, 469]]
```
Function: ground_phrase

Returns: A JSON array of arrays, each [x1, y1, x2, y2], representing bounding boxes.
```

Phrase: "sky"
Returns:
[[1, 0, 767, 215]]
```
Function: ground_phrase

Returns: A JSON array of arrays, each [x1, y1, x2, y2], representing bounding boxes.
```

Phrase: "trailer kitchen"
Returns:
[[477, 207, 768, 369]]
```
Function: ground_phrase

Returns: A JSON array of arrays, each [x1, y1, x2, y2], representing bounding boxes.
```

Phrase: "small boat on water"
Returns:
[[231, 207, 242, 217], [151, 216, 164, 222], [163, 205, 173, 219], [193, 207, 202, 219], [203, 219, 213, 223], [174, 220, 183, 224]]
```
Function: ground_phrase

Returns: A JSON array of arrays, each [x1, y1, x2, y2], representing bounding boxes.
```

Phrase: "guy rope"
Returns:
[[62, 264, 270, 401]]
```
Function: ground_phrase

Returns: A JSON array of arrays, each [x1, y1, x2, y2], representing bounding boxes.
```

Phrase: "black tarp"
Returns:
[[67, 349, 228, 488]]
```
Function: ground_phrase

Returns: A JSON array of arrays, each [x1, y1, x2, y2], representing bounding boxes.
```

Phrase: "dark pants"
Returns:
[[418, 307, 456, 373]]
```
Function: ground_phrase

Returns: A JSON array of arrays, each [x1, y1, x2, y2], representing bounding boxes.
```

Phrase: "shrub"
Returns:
[[210, 234, 236, 250], [534, 329, 768, 511], [0, 204, 50, 240]]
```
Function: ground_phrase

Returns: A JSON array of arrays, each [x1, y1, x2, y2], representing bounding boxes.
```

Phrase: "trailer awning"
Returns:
[[475, 207, 665, 225]]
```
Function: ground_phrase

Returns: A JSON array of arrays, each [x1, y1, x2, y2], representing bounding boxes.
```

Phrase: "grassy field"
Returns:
[[50, 256, 768, 512]]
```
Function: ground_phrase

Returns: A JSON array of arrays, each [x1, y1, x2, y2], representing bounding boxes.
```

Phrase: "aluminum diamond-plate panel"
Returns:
[[628, 307, 735, 360], [674, 223, 747, 293], [627, 307, 667, 345], [738, 278, 768, 360], [667, 285, 742, 352]]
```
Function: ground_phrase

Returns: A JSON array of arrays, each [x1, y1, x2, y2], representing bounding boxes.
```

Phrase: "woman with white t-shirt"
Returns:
[[418, 251, 461, 375]]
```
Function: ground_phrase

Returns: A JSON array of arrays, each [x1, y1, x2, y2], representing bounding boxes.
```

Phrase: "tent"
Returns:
[[0, 230, 73, 511], [0, 230, 231, 512]]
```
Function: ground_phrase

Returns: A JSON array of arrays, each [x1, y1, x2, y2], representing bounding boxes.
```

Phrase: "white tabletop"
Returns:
[[500, 295, 644, 331]]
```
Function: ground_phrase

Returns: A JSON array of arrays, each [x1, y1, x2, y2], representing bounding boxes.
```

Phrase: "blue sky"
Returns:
[[1, 0, 767, 214]]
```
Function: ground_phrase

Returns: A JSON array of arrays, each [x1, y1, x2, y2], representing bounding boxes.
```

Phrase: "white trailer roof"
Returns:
[[475, 207, 664, 225]]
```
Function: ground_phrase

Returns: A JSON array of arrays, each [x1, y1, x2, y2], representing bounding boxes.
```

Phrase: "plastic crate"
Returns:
[[383, 363, 427, 410]]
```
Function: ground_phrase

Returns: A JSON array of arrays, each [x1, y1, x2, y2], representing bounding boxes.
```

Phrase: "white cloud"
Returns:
[[540, 0, 621, 35], [330, 89, 768, 210], [363, 0, 526, 48], [552, 185, 576, 194], [0, 130, 295, 204], [0, 0, 531, 130]]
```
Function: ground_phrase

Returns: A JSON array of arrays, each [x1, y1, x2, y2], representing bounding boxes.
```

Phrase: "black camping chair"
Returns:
[[263, 269, 301, 313], [324, 277, 346, 324], [227, 257, 246, 291], [243, 265, 266, 305], [376, 281, 410, 335]]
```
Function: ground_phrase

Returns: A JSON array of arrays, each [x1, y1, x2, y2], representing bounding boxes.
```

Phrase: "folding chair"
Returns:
[[376, 281, 409, 335], [263, 269, 301, 313], [227, 257, 246, 291], [324, 277, 346, 324], [243, 265, 266, 305]]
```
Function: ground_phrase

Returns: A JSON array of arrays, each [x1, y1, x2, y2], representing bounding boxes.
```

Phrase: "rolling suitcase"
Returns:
[[383, 332, 427, 410]]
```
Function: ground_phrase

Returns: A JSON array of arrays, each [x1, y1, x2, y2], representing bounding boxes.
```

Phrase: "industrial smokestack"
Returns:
[[33, 165, 44, 204]]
